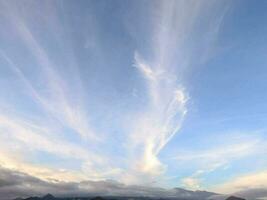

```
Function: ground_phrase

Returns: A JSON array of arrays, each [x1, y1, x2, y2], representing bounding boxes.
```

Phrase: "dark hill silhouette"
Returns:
[[91, 197, 105, 200], [14, 192, 246, 200], [226, 196, 245, 200], [42, 194, 55, 200], [24, 197, 41, 200], [24, 194, 55, 200]]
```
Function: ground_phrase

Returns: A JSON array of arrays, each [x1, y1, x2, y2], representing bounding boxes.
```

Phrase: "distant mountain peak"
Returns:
[[42, 194, 55, 200], [91, 197, 106, 200], [226, 196, 246, 200]]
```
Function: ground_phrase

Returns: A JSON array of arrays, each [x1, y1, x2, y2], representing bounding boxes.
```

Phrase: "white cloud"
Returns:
[[175, 137, 260, 163], [214, 171, 267, 195], [0, 3, 98, 141], [177, 133, 265, 191], [0, 0, 232, 188], [130, 54, 188, 180], [0, 113, 121, 182], [134, 52, 158, 81], [0, 166, 218, 200], [182, 177, 201, 190], [125, 0, 228, 183]]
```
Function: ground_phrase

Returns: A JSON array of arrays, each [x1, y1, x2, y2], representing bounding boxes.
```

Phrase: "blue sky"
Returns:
[[0, 0, 267, 197]]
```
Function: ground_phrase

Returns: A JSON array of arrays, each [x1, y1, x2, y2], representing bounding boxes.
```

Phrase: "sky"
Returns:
[[0, 0, 267, 199]]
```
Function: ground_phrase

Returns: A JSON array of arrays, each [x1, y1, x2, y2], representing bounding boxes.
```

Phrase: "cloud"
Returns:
[[176, 133, 265, 190], [0, 166, 83, 200], [235, 188, 267, 200], [0, 0, 232, 191], [0, 1, 98, 141], [0, 1, 120, 184], [125, 0, 229, 183], [182, 177, 201, 190], [134, 53, 159, 81], [0, 166, 219, 200], [0, 113, 123, 182], [130, 53, 188, 180], [175, 136, 260, 163], [214, 171, 267, 199]]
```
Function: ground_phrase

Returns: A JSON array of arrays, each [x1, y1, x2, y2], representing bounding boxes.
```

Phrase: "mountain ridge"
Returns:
[[14, 189, 245, 200]]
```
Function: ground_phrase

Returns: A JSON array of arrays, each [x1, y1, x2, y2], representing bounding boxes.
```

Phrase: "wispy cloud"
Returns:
[[214, 171, 267, 199], [0, 1, 98, 141], [177, 132, 265, 190], [175, 137, 260, 162], [0, 0, 247, 194], [0, 112, 122, 181], [125, 0, 228, 183], [131, 53, 187, 179], [0, 1, 122, 181]]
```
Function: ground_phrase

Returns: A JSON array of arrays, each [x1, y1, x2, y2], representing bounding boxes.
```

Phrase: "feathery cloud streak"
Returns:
[[1, 0, 267, 198]]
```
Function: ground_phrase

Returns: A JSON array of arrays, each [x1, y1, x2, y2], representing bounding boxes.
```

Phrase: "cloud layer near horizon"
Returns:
[[1, 166, 267, 200], [0, 166, 208, 200]]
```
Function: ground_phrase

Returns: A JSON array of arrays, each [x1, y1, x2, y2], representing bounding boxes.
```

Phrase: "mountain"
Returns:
[[42, 194, 55, 200], [169, 188, 218, 199], [14, 190, 246, 200], [225, 196, 245, 200], [24, 194, 55, 200]]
